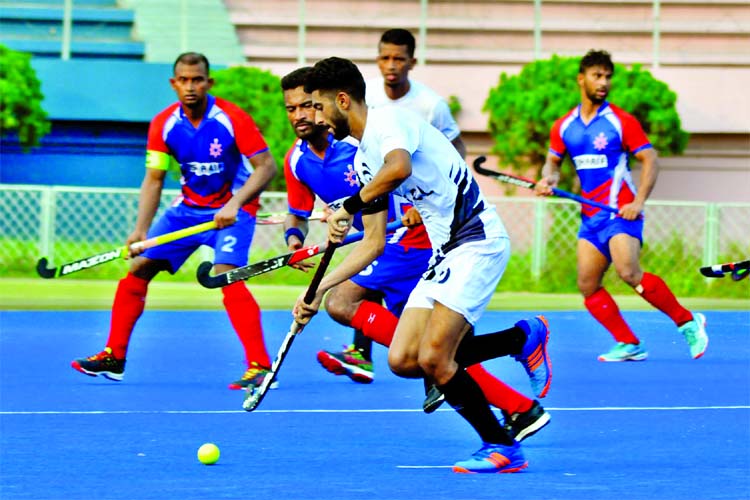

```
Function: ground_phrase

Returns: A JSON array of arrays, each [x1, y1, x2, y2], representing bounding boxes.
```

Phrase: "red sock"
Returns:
[[635, 273, 693, 326], [584, 287, 640, 344], [350, 301, 398, 347], [466, 365, 533, 414], [222, 282, 270, 367], [106, 273, 149, 359]]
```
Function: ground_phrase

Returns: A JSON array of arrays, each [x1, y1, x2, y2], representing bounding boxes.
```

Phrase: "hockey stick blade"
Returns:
[[195, 247, 316, 288], [472, 156, 618, 214], [243, 242, 340, 412], [699, 260, 750, 280], [197, 220, 404, 289], [36, 249, 125, 279]]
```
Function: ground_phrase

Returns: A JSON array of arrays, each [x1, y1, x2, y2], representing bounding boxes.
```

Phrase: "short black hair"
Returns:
[[304, 57, 366, 102], [579, 49, 614, 74], [281, 66, 314, 91], [173, 52, 210, 75], [380, 28, 416, 58]]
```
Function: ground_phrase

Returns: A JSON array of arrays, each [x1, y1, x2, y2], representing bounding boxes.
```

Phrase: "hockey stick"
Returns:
[[699, 260, 750, 281], [256, 210, 326, 225], [243, 238, 341, 412], [196, 220, 404, 288], [472, 156, 618, 214], [35, 211, 315, 279], [36, 221, 218, 279]]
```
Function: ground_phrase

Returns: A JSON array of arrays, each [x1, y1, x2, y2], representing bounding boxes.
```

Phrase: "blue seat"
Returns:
[[0, 4, 143, 59]]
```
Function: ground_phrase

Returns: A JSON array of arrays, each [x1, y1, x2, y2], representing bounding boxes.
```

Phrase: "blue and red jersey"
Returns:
[[284, 134, 431, 250], [549, 102, 652, 227], [146, 94, 269, 214]]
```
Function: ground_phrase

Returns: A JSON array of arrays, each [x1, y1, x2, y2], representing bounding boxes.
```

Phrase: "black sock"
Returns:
[[454, 326, 527, 367], [353, 329, 372, 360], [438, 369, 514, 445]]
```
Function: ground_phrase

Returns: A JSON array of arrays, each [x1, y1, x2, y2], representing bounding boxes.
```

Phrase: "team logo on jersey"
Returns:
[[358, 161, 374, 184], [209, 138, 223, 158], [593, 132, 608, 151], [344, 164, 358, 187], [406, 185, 436, 201]]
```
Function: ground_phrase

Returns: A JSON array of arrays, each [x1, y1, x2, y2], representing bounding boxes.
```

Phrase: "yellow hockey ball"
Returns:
[[197, 443, 220, 465]]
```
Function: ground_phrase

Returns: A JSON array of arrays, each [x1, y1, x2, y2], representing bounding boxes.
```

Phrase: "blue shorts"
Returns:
[[351, 243, 432, 317], [578, 217, 643, 262], [142, 204, 256, 273]]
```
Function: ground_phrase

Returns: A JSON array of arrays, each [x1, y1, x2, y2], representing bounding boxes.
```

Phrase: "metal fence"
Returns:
[[1, 184, 748, 297]]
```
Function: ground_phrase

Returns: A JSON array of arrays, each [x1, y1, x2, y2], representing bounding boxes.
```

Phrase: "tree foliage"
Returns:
[[0, 44, 50, 149], [483, 55, 689, 191], [211, 66, 296, 191]]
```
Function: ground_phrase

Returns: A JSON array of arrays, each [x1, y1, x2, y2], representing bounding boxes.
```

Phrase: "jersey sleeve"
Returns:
[[548, 117, 567, 158], [379, 109, 420, 159], [283, 143, 316, 218], [145, 105, 178, 171], [216, 97, 269, 158], [618, 108, 652, 154], [429, 99, 461, 141]]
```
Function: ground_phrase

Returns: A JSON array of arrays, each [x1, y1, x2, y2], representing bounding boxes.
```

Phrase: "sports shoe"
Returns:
[[513, 316, 552, 398], [316, 345, 374, 384], [453, 441, 528, 474], [597, 342, 648, 362], [423, 383, 445, 414], [678, 312, 709, 359], [501, 400, 550, 442], [229, 362, 279, 391], [71, 347, 125, 381]]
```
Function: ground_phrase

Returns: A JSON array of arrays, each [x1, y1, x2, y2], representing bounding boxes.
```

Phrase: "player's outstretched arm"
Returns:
[[360, 149, 412, 204], [294, 210, 387, 325]]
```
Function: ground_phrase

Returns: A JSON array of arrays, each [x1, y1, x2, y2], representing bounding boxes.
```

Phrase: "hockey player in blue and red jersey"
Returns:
[[278, 67, 551, 443], [535, 49, 708, 362], [72, 52, 278, 392]]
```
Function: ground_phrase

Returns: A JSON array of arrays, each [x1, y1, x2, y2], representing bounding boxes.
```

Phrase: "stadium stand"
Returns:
[[223, 0, 749, 203], [120, 0, 243, 65], [0, 0, 145, 59], [226, 0, 750, 67]]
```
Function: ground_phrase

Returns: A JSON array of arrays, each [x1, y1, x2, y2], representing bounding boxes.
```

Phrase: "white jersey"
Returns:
[[365, 78, 461, 141], [355, 106, 506, 260]]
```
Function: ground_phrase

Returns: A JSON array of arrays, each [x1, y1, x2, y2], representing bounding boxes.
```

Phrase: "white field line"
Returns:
[[1, 405, 748, 415]]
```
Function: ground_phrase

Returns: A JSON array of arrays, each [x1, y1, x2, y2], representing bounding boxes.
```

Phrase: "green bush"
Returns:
[[483, 55, 689, 192], [211, 66, 296, 191], [0, 44, 50, 149]]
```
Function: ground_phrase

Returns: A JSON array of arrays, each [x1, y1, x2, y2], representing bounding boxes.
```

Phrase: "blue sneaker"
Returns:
[[678, 312, 708, 359], [513, 316, 552, 398], [597, 342, 648, 362], [453, 441, 528, 474]]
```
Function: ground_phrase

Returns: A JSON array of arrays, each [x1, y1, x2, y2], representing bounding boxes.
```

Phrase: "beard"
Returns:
[[586, 88, 608, 105], [329, 109, 351, 140], [296, 121, 328, 141]]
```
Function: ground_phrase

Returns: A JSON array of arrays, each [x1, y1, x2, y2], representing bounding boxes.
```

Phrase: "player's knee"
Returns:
[[388, 348, 417, 376], [417, 349, 447, 381], [617, 267, 642, 286], [323, 291, 355, 324], [577, 278, 596, 296], [130, 257, 161, 281]]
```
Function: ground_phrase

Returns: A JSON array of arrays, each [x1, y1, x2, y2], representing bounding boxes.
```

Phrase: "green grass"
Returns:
[[2, 278, 747, 311]]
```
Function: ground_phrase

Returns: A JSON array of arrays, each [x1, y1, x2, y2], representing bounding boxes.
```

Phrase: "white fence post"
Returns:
[[39, 187, 57, 260], [703, 203, 719, 269], [531, 197, 546, 278]]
